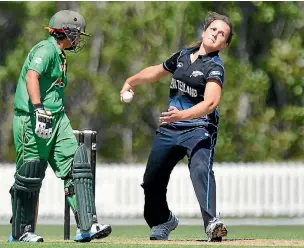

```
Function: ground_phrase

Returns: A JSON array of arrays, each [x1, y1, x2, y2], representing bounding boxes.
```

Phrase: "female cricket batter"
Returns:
[[120, 12, 233, 242], [9, 10, 111, 242]]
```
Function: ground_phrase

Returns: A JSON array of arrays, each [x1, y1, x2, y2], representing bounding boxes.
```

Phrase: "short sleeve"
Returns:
[[206, 65, 225, 86], [28, 46, 53, 75], [162, 51, 181, 74]]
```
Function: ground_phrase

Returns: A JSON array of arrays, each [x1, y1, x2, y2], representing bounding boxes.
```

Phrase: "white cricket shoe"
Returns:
[[7, 232, 44, 242], [74, 223, 112, 242], [206, 218, 227, 242]]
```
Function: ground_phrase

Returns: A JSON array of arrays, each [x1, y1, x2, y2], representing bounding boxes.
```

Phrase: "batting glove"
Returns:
[[33, 104, 53, 139]]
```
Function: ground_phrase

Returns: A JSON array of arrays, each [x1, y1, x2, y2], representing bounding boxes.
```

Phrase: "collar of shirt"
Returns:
[[188, 46, 219, 62], [197, 51, 219, 62], [47, 36, 62, 55]]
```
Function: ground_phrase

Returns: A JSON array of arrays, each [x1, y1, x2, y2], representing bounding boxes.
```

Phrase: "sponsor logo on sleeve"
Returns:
[[34, 57, 42, 64], [209, 71, 222, 77]]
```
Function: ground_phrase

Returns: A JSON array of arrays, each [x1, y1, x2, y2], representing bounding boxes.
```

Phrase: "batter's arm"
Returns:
[[26, 70, 42, 105]]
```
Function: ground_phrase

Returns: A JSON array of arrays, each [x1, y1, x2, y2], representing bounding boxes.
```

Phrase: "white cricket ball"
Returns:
[[122, 91, 133, 103]]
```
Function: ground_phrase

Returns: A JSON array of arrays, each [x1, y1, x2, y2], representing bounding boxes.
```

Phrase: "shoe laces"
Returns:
[[152, 223, 171, 237], [19, 232, 39, 241]]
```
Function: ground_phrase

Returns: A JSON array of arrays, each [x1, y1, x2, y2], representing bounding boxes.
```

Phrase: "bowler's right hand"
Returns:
[[34, 104, 53, 139], [120, 82, 134, 102]]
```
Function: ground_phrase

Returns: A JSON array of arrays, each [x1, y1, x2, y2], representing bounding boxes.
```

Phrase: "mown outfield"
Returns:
[[0, 225, 304, 247]]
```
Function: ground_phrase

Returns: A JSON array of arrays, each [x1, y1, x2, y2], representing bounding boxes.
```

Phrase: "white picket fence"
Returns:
[[1, 163, 304, 220]]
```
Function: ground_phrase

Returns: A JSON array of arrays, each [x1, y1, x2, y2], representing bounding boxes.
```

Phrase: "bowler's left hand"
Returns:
[[159, 106, 184, 124]]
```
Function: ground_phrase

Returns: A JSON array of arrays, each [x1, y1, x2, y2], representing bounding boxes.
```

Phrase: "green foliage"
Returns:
[[0, 2, 303, 163]]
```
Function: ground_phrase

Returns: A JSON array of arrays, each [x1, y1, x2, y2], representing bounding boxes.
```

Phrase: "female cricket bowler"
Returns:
[[120, 12, 233, 242], [9, 10, 111, 242]]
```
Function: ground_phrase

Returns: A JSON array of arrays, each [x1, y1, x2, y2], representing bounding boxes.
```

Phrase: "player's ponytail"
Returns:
[[186, 40, 202, 50], [44, 27, 67, 41]]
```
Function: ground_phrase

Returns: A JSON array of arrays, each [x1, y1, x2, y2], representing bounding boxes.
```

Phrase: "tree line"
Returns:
[[0, 1, 303, 163]]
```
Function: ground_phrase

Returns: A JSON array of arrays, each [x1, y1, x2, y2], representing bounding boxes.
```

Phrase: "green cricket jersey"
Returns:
[[14, 36, 68, 114]]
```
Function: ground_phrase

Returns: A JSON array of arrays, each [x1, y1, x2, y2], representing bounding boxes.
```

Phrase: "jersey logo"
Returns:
[[54, 78, 65, 88], [170, 78, 197, 97], [190, 70, 204, 77], [177, 62, 183, 68]]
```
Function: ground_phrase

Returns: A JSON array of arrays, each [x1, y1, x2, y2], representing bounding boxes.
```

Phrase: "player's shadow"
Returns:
[[164, 238, 255, 242], [194, 238, 255, 242]]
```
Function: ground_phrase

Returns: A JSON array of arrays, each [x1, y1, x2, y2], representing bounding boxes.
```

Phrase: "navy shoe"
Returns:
[[150, 212, 179, 240]]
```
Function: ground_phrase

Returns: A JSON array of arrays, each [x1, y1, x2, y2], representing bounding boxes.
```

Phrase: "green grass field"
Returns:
[[1, 225, 304, 247]]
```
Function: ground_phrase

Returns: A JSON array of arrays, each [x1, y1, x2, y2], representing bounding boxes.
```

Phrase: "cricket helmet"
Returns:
[[48, 10, 90, 52]]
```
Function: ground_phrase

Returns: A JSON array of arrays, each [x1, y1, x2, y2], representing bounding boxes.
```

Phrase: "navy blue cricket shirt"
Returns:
[[162, 46, 225, 131]]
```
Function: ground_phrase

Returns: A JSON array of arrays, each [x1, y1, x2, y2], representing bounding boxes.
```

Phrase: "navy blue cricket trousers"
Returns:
[[142, 124, 218, 229]]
